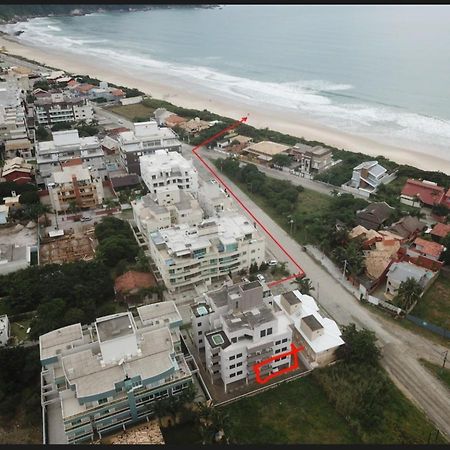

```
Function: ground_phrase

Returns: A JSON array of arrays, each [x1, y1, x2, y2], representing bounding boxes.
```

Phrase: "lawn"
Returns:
[[221, 376, 359, 444], [420, 358, 450, 390], [10, 319, 32, 342], [107, 103, 155, 122], [413, 274, 450, 330]]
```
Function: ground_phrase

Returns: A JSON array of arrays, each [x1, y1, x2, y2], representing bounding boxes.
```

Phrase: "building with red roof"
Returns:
[[114, 270, 157, 303], [430, 223, 450, 242], [404, 237, 444, 271], [400, 179, 446, 208]]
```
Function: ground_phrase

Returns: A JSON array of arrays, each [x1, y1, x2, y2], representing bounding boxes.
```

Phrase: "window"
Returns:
[[267, 328, 273, 335], [231, 337, 237, 343], [282, 347, 287, 352], [230, 373, 236, 378], [236, 370, 243, 376], [260, 330, 266, 338], [236, 353, 242, 358], [98, 398, 108, 405], [229, 355, 235, 360], [282, 338, 288, 343], [199, 339, 203, 344], [236, 362, 242, 367], [198, 331, 202, 336], [275, 340, 281, 345]]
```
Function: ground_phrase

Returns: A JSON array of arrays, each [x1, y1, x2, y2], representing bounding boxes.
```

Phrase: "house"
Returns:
[[4, 137, 33, 159], [39, 303, 193, 444], [165, 114, 187, 128], [47, 160, 105, 212], [289, 143, 333, 173], [114, 270, 157, 303], [216, 134, 252, 149], [190, 280, 291, 392], [346, 160, 393, 194], [1, 157, 34, 184], [388, 215, 426, 242], [430, 223, 450, 243], [153, 108, 175, 126], [0, 243, 33, 274], [110, 174, 141, 191], [0, 314, 10, 346], [385, 261, 434, 299], [400, 179, 446, 208], [3, 193, 21, 208], [241, 141, 291, 163], [355, 202, 394, 230], [177, 117, 211, 136], [140, 149, 198, 195], [149, 214, 265, 294], [117, 121, 182, 175], [406, 238, 444, 261]]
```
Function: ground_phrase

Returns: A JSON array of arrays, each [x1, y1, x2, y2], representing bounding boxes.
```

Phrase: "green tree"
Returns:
[[51, 121, 73, 132], [337, 323, 381, 366], [271, 153, 291, 167], [292, 276, 315, 295], [96, 235, 139, 268], [395, 277, 423, 311], [66, 200, 79, 214], [259, 261, 269, 272], [35, 125, 51, 141]]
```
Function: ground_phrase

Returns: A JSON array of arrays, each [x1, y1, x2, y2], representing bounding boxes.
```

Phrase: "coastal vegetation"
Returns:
[[419, 359, 450, 390]]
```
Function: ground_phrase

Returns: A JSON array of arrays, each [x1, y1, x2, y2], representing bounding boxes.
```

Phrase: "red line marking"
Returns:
[[191, 116, 305, 285], [253, 343, 305, 384]]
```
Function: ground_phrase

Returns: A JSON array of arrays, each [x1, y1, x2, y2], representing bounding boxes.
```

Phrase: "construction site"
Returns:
[[39, 226, 97, 265]]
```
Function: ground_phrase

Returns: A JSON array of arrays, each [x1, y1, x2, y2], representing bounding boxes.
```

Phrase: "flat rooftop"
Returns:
[[302, 314, 324, 331], [95, 313, 135, 343], [205, 329, 231, 349], [282, 291, 301, 306], [137, 301, 182, 327], [40, 323, 84, 361]]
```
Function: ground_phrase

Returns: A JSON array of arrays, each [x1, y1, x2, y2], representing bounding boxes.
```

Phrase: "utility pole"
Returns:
[[442, 350, 448, 371], [342, 259, 347, 279], [289, 219, 294, 235]]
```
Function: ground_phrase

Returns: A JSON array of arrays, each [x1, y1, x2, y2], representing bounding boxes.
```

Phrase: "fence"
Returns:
[[405, 315, 450, 339]]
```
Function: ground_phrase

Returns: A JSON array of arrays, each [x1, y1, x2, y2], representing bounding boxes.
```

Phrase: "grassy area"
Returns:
[[420, 359, 450, 390], [413, 274, 450, 330], [362, 301, 450, 347], [221, 377, 359, 444], [10, 319, 32, 342], [161, 422, 202, 444], [107, 103, 155, 122]]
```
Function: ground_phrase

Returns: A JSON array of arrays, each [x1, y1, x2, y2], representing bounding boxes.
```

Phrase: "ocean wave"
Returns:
[[47, 25, 61, 31]]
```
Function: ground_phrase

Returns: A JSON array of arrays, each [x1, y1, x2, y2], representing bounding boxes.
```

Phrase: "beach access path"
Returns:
[[187, 145, 450, 440]]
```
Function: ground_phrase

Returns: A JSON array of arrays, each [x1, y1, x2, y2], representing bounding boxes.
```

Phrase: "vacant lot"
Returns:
[[413, 274, 450, 330], [107, 103, 155, 121]]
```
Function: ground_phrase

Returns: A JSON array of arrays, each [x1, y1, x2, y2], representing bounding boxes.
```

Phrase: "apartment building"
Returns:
[[191, 280, 291, 392], [117, 121, 182, 175], [289, 143, 333, 173], [148, 214, 265, 294], [0, 104, 29, 143], [47, 161, 105, 212], [39, 302, 193, 444], [132, 185, 203, 236], [34, 93, 94, 125], [347, 160, 394, 194], [140, 149, 198, 194], [197, 180, 236, 218], [274, 291, 344, 367], [35, 130, 106, 181]]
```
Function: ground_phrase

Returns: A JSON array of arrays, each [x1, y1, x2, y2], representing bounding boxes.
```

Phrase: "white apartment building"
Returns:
[[39, 302, 193, 444], [148, 214, 265, 294], [197, 180, 237, 218], [34, 93, 94, 125], [47, 162, 105, 212], [132, 185, 203, 236], [35, 130, 106, 181], [0, 314, 10, 346], [0, 104, 28, 143], [140, 149, 198, 195], [274, 290, 344, 367], [190, 281, 292, 392], [117, 121, 182, 175]]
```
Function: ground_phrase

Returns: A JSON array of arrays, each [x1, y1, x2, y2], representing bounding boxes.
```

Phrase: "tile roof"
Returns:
[[430, 223, 450, 239], [114, 271, 156, 293], [411, 237, 444, 259], [401, 179, 446, 207], [388, 215, 426, 239]]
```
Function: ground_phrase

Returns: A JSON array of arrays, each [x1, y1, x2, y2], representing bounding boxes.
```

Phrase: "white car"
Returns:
[[268, 259, 278, 267], [80, 216, 92, 222], [242, 277, 250, 283], [256, 274, 265, 282], [210, 179, 218, 184]]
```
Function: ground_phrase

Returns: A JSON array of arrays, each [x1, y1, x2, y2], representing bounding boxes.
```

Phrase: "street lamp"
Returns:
[[289, 219, 294, 235]]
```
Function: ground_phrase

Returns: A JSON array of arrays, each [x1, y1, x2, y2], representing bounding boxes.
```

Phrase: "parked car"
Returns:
[[80, 216, 92, 222], [256, 274, 265, 282], [242, 277, 250, 283], [268, 259, 278, 267]]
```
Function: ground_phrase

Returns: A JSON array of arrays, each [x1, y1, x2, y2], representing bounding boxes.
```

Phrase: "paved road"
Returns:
[[198, 148, 345, 197], [93, 106, 134, 130], [187, 147, 450, 439]]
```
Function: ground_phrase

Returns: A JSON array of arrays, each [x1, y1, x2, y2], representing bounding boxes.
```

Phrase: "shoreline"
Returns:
[[1, 35, 449, 175]]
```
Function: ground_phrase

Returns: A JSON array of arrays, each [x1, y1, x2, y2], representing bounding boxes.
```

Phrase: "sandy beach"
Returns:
[[1, 35, 449, 174]]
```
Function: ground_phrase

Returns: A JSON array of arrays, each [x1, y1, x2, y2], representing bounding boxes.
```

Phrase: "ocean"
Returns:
[[2, 5, 450, 160]]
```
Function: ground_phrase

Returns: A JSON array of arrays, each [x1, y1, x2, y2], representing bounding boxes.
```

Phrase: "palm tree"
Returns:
[[395, 277, 423, 311], [291, 276, 315, 295], [67, 200, 79, 214]]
